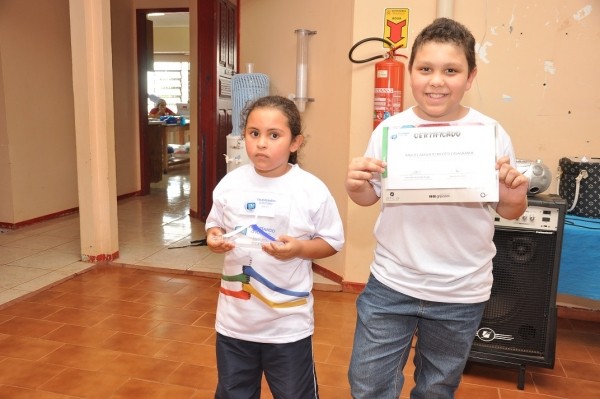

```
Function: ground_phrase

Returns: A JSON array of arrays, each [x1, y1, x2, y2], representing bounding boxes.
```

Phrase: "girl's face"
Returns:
[[409, 41, 477, 122], [243, 107, 303, 178]]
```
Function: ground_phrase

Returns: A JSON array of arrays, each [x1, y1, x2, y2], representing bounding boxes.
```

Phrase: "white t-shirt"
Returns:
[[206, 164, 344, 343], [365, 107, 516, 303]]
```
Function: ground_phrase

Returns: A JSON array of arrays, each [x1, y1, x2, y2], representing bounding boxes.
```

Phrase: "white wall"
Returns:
[[0, 0, 78, 224]]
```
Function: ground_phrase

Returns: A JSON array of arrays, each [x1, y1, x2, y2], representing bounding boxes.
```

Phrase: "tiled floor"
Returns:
[[1, 166, 600, 398]]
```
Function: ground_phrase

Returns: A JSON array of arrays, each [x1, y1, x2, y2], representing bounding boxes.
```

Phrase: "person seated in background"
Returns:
[[149, 98, 176, 118]]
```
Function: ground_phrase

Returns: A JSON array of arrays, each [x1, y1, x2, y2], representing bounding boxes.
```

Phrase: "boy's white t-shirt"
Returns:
[[366, 107, 517, 303], [206, 164, 344, 343]]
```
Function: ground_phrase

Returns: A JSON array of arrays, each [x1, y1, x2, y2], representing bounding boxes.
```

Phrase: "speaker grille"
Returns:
[[473, 229, 557, 357]]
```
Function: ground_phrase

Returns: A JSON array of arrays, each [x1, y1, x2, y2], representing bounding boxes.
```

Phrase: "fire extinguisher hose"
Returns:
[[348, 37, 404, 64]]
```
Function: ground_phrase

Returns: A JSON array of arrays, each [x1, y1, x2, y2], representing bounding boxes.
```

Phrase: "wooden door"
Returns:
[[196, 0, 237, 220], [136, 13, 154, 195]]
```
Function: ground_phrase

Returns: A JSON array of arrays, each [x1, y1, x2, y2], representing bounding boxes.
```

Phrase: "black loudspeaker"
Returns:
[[468, 194, 566, 389]]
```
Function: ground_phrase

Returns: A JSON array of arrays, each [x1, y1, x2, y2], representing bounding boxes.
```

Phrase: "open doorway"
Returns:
[[136, 1, 237, 221], [136, 8, 190, 196], [146, 12, 191, 185]]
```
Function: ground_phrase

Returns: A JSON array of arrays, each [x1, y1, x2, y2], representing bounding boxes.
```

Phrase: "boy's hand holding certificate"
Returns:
[[382, 124, 499, 203]]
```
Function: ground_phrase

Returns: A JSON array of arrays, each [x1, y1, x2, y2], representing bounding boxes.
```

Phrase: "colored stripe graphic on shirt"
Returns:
[[242, 284, 307, 308], [219, 286, 251, 300], [220, 265, 310, 308], [242, 266, 310, 298]]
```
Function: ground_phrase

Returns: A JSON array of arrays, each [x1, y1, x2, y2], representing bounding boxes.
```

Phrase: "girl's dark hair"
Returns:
[[241, 95, 303, 164], [408, 17, 477, 75]]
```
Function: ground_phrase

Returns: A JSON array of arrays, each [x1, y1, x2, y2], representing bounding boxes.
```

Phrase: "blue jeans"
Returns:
[[348, 274, 486, 399]]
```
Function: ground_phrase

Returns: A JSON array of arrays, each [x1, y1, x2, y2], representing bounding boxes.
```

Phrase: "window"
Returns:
[[147, 61, 190, 113]]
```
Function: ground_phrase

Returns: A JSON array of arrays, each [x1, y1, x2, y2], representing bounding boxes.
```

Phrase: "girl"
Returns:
[[206, 95, 344, 399]]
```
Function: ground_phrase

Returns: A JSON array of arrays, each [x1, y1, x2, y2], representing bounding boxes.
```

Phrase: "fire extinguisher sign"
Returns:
[[384, 8, 409, 48]]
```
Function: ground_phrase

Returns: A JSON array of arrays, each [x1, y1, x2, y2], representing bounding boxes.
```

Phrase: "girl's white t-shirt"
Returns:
[[206, 164, 344, 343]]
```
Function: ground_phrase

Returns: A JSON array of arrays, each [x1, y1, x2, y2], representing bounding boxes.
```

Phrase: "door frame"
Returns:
[[136, 2, 238, 220], [136, 7, 189, 195]]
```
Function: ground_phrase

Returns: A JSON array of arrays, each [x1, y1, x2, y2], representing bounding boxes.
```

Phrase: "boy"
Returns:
[[345, 18, 528, 399]]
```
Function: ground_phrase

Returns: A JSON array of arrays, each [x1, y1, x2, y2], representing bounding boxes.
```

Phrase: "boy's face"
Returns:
[[409, 41, 477, 122]]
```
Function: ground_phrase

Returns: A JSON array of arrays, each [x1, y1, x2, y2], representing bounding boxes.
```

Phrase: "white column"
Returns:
[[69, 0, 119, 261]]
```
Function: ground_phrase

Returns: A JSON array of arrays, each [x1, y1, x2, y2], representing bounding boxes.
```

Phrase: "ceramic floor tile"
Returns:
[[8, 250, 82, 270], [0, 265, 51, 289], [54, 260, 95, 276], [99, 352, 181, 382], [135, 246, 207, 269], [11, 272, 74, 294], [147, 321, 213, 343], [42, 324, 117, 347], [50, 239, 82, 254], [0, 231, 36, 246], [110, 378, 197, 399], [44, 307, 111, 327], [39, 367, 130, 399], [4, 235, 75, 251], [0, 357, 66, 389], [0, 335, 64, 361], [114, 243, 165, 264], [165, 363, 218, 391], [0, 385, 72, 398], [0, 288, 34, 308], [561, 358, 600, 382], [0, 246, 41, 264], [40, 343, 120, 371], [94, 314, 162, 335], [0, 316, 64, 339], [0, 300, 63, 319]]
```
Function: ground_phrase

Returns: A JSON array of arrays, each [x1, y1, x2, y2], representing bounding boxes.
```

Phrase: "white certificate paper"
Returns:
[[382, 123, 499, 203]]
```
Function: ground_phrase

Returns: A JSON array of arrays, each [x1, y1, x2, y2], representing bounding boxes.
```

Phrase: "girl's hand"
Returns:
[[262, 235, 298, 261], [206, 227, 235, 253], [262, 236, 337, 261]]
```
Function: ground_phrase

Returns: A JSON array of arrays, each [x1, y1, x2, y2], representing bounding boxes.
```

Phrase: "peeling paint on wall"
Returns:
[[508, 13, 515, 34], [476, 41, 493, 64], [544, 61, 557, 75], [573, 5, 592, 21]]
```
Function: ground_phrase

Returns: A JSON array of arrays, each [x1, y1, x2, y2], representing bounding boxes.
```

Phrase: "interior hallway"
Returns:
[[0, 165, 336, 308], [1, 166, 600, 398], [0, 164, 213, 307]]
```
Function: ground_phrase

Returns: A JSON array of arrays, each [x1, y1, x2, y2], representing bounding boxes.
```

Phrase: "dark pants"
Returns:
[[215, 333, 318, 399]]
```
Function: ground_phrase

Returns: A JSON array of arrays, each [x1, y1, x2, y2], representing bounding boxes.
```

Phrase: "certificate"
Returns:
[[382, 123, 499, 203]]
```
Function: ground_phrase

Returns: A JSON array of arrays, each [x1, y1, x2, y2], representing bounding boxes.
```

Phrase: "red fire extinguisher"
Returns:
[[349, 38, 408, 129]]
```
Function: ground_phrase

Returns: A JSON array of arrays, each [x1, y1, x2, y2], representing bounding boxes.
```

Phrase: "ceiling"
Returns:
[[147, 12, 189, 28]]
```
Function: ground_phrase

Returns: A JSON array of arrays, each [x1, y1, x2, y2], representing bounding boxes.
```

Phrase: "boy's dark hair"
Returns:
[[408, 17, 477, 75], [241, 95, 303, 164]]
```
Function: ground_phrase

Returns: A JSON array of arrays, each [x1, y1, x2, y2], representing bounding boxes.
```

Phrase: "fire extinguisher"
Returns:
[[349, 37, 408, 129]]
